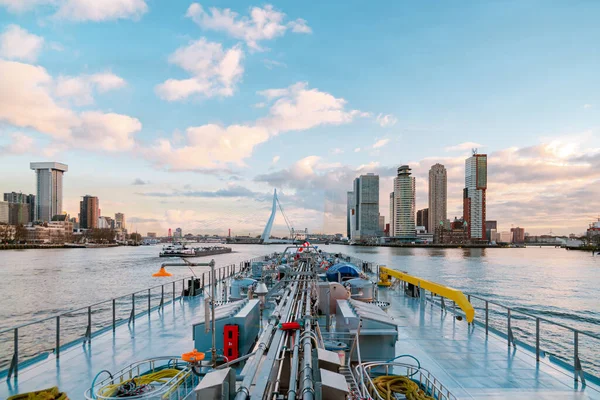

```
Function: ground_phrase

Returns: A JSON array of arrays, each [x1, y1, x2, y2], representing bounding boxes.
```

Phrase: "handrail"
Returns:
[[378, 266, 475, 323]]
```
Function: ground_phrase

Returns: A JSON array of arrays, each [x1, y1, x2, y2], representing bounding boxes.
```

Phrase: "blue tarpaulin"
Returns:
[[326, 263, 360, 282]]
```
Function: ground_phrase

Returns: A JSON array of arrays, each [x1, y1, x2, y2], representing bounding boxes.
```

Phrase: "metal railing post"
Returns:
[[536, 318, 540, 361], [129, 293, 135, 325], [148, 288, 151, 314], [112, 299, 116, 331], [485, 301, 489, 336], [172, 281, 175, 302], [8, 328, 18, 379], [56, 316, 60, 359], [84, 306, 92, 343], [573, 331, 585, 383], [161, 285, 164, 309], [507, 308, 514, 347]]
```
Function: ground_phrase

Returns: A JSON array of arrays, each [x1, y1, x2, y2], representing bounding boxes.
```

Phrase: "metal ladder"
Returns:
[[339, 365, 360, 397]]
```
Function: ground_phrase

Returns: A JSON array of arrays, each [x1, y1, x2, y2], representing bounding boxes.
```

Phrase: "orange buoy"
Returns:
[[152, 266, 173, 277], [182, 349, 205, 363]]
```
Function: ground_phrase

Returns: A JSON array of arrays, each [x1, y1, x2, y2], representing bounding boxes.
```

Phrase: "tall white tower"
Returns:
[[393, 165, 416, 238], [30, 162, 68, 222], [428, 163, 447, 233]]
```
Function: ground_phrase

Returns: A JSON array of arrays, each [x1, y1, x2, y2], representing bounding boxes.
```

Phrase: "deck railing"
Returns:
[[378, 264, 600, 385], [0, 262, 240, 380]]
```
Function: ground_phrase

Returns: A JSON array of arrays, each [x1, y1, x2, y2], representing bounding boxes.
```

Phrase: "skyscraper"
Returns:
[[115, 213, 126, 229], [80, 195, 99, 229], [428, 164, 447, 233], [30, 162, 68, 222], [416, 208, 429, 230], [4, 192, 35, 223], [463, 152, 487, 241], [389, 192, 395, 237], [351, 174, 380, 240], [393, 165, 416, 238], [346, 191, 355, 238]]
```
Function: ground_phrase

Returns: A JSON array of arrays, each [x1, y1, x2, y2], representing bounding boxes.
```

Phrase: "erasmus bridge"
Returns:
[[260, 189, 306, 244]]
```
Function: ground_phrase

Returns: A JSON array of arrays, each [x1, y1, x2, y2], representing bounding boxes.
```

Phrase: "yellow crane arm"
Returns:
[[378, 266, 475, 323]]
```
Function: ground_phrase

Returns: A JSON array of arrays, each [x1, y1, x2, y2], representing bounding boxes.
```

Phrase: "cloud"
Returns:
[[372, 138, 389, 149], [55, 72, 126, 105], [132, 178, 149, 185], [0, 0, 148, 21], [0, 132, 36, 155], [354, 148, 361, 152], [137, 185, 271, 201], [272, 155, 280, 164], [263, 59, 286, 69], [376, 113, 397, 128], [0, 25, 44, 62], [54, 0, 148, 21], [445, 141, 484, 152], [0, 59, 140, 152], [583, 104, 593, 109], [128, 216, 160, 223], [331, 148, 344, 155], [144, 82, 367, 171], [156, 38, 244, 101], [185, 3, 310, 51]]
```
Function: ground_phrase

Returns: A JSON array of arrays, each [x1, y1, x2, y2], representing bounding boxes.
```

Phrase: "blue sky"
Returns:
[[0, 0, 599, 235]]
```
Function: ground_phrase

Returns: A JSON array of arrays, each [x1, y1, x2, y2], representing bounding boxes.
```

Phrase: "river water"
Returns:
[[0, 245, 599, 375]]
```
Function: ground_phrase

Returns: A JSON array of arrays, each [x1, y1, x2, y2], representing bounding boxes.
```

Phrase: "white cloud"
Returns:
[[257, 82, 370, 133], [0, 59, 140, 152], [356, 161, 380, 171], [376, 113, 397, 128], [54, 0, 148, 21], [263, 58, 286, 70], [354, 148, 361, 152], [0, 132, 36, 154], [156, 39, 244, 101], [445, 141, 484, 152], [55, 72, 126, 105], [272, 155, 280, 164], [186, 3, 310, 51], [0, 0, 148, 21], [372, 138, 389, 149], [583, 104, 593, 109], [145, 82, 367, 171], [0, 25, 44, 62], [331, 148, 344, 155]]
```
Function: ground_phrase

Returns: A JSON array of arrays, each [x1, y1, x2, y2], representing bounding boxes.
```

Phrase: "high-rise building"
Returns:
[[463, 153, 487, 241], [393, 165, 416, 238], [346, 191, 355, 238], [115, 213, 126, 229], [174, 227, 183, 238], [4, 192, 35, 223], [428, 164, 447, 233], [30, 162, 68, 222], [485, 220, 497, 242], [416, 208, 429, 231], [80, 195, 99, 229], [389, 192, 395, 237], [0, 201, 9, 224], [8, 203, 30, 225], [378, 215, 385, 235], [511, 227, 525, 244], [350, 174, 380, 239]]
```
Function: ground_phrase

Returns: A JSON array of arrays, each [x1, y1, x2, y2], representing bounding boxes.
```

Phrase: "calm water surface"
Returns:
[[0, 245, 598, 373]]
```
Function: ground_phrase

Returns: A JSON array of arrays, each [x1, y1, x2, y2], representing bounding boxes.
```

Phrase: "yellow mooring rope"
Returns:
[[97, 368, 181, 398], [371, 375, 436, 400]]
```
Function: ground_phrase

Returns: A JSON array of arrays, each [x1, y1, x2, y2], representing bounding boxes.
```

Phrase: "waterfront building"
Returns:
[[346, 191, 355, 238], [147, 232, 157, 238], [498, 231, 512, 243], [0, 201, 9, 224], [350, 174, 380, 240], [389, 192, 395, 237], [511, 227, 525, 244], [416, 226, 434, 243], [587, 219, 600, 241], [4, 192, 36, 222], [30, 162, 68, 222], [463, 153, 487, 241], [393, 165, 416, 238], [80, 195, 99, 229], [435, 220, 468, 244], [8, 203, 30, 225], [115, 213, 126, 229], [378, 215, 385, 236], [175, 227, 183, 238], [489, 229, 499, 243], [416, 208, 429, 231], [98, 216, 113, 229], [485, 220, 497, 242], [428, 164, 447, 233]]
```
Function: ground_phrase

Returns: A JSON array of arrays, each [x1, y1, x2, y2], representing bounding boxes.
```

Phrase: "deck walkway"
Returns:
[[380, 288, 600, 399], [0, 296, 205, 398]]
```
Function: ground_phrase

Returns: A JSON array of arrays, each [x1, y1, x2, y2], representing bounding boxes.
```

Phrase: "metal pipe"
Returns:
[[215, 351, 257, 369], [288, 279, 306, 400], [235, 281, 296, 400], [301, 273, 315, 400]]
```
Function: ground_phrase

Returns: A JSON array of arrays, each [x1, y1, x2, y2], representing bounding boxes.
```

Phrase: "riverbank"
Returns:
[[0, 243, 122, 250]]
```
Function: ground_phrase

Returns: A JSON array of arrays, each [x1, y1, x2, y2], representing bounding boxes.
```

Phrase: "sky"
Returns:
[[0, 0, 599, 236]]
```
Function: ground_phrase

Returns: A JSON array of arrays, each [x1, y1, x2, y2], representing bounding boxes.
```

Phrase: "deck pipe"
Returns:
[[287, 280, 306, 400], [234, 281, 298, 400], [300, 277, 316, 400]]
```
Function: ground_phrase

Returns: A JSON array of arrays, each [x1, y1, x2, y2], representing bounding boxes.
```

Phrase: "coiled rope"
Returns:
[[371, 375, 435, 400]]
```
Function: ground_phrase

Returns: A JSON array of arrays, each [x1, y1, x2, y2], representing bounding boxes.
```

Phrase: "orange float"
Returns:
[[182, 349, 205, 363]]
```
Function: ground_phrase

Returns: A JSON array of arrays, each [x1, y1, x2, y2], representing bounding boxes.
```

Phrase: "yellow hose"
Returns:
[[7, 387, 68, 400], [371, 375, 435, 400], [97, 368, 181, 398]]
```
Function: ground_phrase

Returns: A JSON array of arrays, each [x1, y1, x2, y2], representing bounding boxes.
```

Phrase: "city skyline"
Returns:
[[0, 2, 599, 235]]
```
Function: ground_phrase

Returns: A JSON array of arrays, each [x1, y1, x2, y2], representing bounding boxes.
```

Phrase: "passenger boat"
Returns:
[[159, 243, 232, 257], [1, 246, 599, 399]]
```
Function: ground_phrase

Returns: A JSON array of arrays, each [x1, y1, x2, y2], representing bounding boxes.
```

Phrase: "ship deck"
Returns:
[[1, 285, 600, 399]]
